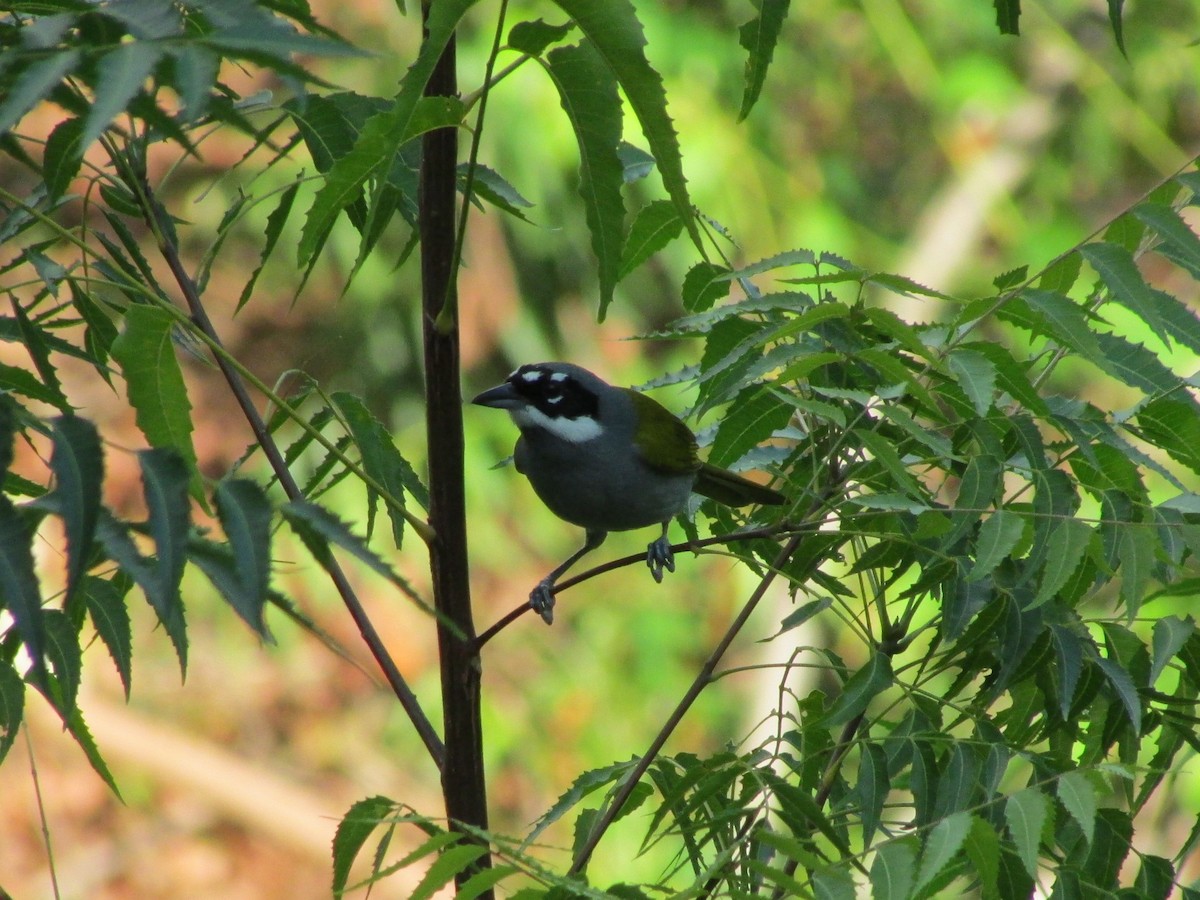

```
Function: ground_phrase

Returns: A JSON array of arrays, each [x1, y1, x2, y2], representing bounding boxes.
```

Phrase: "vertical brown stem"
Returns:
[[418, 5, 492, 892]]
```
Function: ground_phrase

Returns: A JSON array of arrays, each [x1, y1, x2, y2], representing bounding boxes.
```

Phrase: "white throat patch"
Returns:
[[511, 406, 604, 443]]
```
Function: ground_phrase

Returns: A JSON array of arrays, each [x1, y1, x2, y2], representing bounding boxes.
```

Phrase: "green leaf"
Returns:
[[1116, 522, 1155, 617], [410, 844, 489, 900], [1057, 771, 1096, 844], [1005, 788, 1049, 879], [280, 502, 434, 617], [333, 391, 427, 545], [1032, 519, 1093, 608], [47, 416, 103, 608], [914, 811, 971, 894], [969, 510, 1025, 583], [1084, 808, 1133, 889], [298, 0, 480, 265], [41, 609, 81, 713], [508, 18, 575, 56], [945, 454, 1002, 547], [682, 261, 731, 313], [1039, 250, 1082, 293], [1135, 854, 1174, 900], [525, 759, 635, 849], [83, 576, 133, 699], [549, 0, 699, 252], [60, 704, 122, 800], [1136, 397, 1200, 478], [211, 479, 273, 635], [0, 495, 43, 667], [237, 182, 299, 312], [617, 198, 683, 282], [1134, 202, 1200, 280], [737, 0, 790, 121], [0, 48, 81, 137], [544, 39, 625, 319], [331, 795, 396, 895], [1106, 0, 1126, 55], [1008, 288, 1104, 358], [82, 42, 163, 149], [111, 305, 202, 503], [707, 385, 793, 469], [993, 0, 1020, 34], [0, 662, 24, 765], [1150, 615, 1194, 686], [10, 294, 70, 412], [853, 427, 926, 500], [139, 448, 191, 673], [947, 347, 997, 416], [1094, 651, 1142, 734], [870, 836, 916, 900], [43, 116, 85, 198], [858, 742, 889, 848], [825, 651, 892, 726], [963, 814, 1001, 897], [1080, 242, 1168, 346]]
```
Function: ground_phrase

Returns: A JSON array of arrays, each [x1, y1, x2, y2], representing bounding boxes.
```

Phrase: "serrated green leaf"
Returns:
[[1135, 203, 1200, 280], [1135, 854, 1174, 900], [1039, 250, 1081, 293], [332, 795, 396, 895], [969, 509, 1025, 583], [60, 703, 122, 800], [707, 385, 792, 469], [409, 843, 488, 900], [947, 347, 997, 416], [298, 0, 479, 265], [1150, 615, 1194, 686], [524, 759, 635, 850], [1094, 651, 1142, 734], [82, 43, 163, 149], [111, 304, 202, 502], [1032, 519, 1092, 608], [549, 0, 699, 252], [1137, 397, 1200, 478], [945, 454, 1002, 547], [211, 479, 273, 635], [0, 662, 24, 765], [1005, 788, 1048, 879], [1057, 771, 1096, 844], [737, 0, 790, 121], [858, 742, 888, 848], [825, 651, 892, 726], [1080, 241, 1169, 346], [10, 295, 70, 412], [237, 182, 300, 312], [914, 811, 971, 894], [0, 49, 81, 137], [1116, 522, 1155, 617], [543, 38, 625, 318], [333, 391, 427, 546], [1085, 808, 1133, 889], [43, 116, 85, 198], [0, 495, 43, 667], [681, 261, 731, 312], [280, 502, 434, 617], [48, 416, 103, 608], [870, 836, 916, 900], [1107, 0, 1126, 54], [1094, 331, 1182, 396], [139, 449, 190, 673], [618, 198, 683, 282], [853, 427, 926, 501], [811, 866, 856, 900], [964, 814, 1001, 896], [41, 609, 81, 713], [83, 575, 133, 699]]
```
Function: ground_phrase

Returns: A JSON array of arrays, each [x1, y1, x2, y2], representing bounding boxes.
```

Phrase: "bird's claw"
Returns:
[[646, 535, 676, 584], [530, 580, 556, 625]]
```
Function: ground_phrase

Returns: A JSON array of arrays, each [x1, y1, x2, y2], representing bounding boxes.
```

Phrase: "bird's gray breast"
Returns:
[[514, 429, 694, 532]]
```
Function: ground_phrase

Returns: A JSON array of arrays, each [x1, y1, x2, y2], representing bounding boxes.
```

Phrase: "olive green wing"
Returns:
[[624, 389, 701, 476]]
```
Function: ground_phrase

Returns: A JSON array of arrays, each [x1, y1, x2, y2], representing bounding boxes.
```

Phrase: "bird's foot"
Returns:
[[530, 580, 556, 625], [646, 535, 676, 584]]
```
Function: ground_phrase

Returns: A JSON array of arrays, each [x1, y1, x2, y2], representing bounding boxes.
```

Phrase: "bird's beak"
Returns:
[[471, 382, 523, 409]]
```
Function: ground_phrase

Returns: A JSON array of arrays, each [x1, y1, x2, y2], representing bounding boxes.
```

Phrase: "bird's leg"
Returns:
[[646, 521, 676, 584], [530, 529, 607, 625]]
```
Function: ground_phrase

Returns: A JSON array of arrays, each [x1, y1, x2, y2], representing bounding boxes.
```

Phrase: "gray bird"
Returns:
[[472, 362, 785, 623]]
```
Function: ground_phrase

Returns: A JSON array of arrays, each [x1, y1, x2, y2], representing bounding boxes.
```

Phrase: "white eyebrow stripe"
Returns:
[[512, 406, 604, 443], [549, 371, 568, 381], [520, 369, 543, 382]]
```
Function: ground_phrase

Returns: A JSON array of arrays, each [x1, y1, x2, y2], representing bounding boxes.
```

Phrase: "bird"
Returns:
[[472, 362, 786, 624]]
